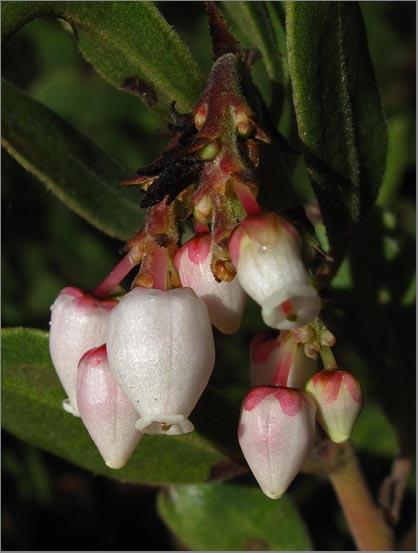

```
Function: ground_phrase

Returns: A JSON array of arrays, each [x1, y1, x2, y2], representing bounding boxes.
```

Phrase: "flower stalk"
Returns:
[[323, 441, 395, 551]]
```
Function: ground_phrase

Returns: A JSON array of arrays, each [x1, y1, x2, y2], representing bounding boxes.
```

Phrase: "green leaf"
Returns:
[[2, 1, 204, 116], [2, 327, 243, 485], [221, 2, 285, 84], [157, 482, 312, 551], [351, 401, 398, 458], [378, 114, 412, 208], [285, 2, 387, 265], [2, 79, 142, 240]]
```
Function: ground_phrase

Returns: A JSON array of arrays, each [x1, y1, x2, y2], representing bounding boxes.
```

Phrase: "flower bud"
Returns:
[[305, 369, 362, 443], [238, 386, 316, 499], [229, 213, 321, 330], [49, 287, 116, 416], [174, 234, 246, 334], [77, 345, 142, 469], [250, 331, 317, 389], [106, 287, 215, 435]]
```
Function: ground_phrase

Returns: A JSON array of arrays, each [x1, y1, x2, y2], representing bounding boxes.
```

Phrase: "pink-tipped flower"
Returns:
[[250, 331, 317, 389], [305, 369, 362, 443], [49, 287, 117, 416], [238, 386, 316, 499], [174, 234, 246, 334], [77, 345, 142, 469], [106, 287, 215, 435], [229, 212, 321, 330]]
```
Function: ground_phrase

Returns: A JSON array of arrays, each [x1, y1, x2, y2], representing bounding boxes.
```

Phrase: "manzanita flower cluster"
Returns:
[[49, 53, 362, 496]]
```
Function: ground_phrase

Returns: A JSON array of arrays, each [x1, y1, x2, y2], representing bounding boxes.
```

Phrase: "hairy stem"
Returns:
[[328, 442, 394, 550]]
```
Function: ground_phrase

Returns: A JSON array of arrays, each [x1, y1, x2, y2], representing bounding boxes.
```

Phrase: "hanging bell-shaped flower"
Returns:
[[49, 287, 117, 416], [250, 331, 317, 389], [77, 345, 142, 469], [106, 286, 215, 435], [174, 233, 246, 334], [238, 386, 316, 499], [305, 369, 362, 443], [229, 212, 321, 330]]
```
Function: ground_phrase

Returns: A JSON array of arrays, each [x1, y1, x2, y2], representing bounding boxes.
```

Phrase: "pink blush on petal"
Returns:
[[228, 227, 244, 267], [313, 370, 344, 405], [187, 235, 211, 265], [274, 388, 303, 416], [243, 387, 276, 411], [343, 373, 362, 403], [79, 344, 107, 366], [59, 286, 84, 298], [73, 295, 117, 311]]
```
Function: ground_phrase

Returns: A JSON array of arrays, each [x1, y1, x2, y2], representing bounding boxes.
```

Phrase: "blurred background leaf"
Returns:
[[157, 481, 312, 550], [328, 206, 416, 454]]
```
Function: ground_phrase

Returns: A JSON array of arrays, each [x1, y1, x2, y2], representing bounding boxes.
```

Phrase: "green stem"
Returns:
[[319, 346, 338, 370], [328, 443, 394, 551]]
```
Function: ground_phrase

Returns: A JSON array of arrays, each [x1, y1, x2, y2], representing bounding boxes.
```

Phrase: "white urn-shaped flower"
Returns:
[[77, 345, 142, 469], [106, 286, 215, 435], [49, 287, 116, 416], [238, 386, 316, 499], [306, 369, 362, 443], [229, 212, 321, 330], [174, 233, 246, 334]]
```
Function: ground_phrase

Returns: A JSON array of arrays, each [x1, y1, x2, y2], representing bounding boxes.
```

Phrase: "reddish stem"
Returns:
[[194, 221, 210, 235], [92, 252, 137, 297], [328, 443, 394, 550], [151, 246, 169, 291], [233, 181, 261, 216], [272, 353, 292, 387]]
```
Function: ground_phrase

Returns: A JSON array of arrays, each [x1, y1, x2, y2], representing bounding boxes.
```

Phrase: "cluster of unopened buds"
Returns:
[[49, 53, 362, 496]]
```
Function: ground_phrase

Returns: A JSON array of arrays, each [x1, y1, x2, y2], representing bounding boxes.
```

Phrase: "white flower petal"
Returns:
[[106, 287, 215, 435]]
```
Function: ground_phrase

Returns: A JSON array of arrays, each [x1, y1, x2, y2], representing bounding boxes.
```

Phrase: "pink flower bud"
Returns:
[[174, 234, 246, 334], [305, 369, 362, 443], [238, 386, 316, 499], [250, 332, 317, 389], [49, 287, 117, 416], [229, 213, 321, 329], [77, 345, 142, 469], [106, 287, 215, 435]]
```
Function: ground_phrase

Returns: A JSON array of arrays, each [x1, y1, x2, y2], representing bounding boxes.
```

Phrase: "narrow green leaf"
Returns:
[[2, 328, 243, 485], [157, 482, 312, 551], [285, 2, 387, 265], [2, 1, 205, 116], [2, 79, 142, 240], [222, 2, 285, 83], [378, 115, 412, 208]]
